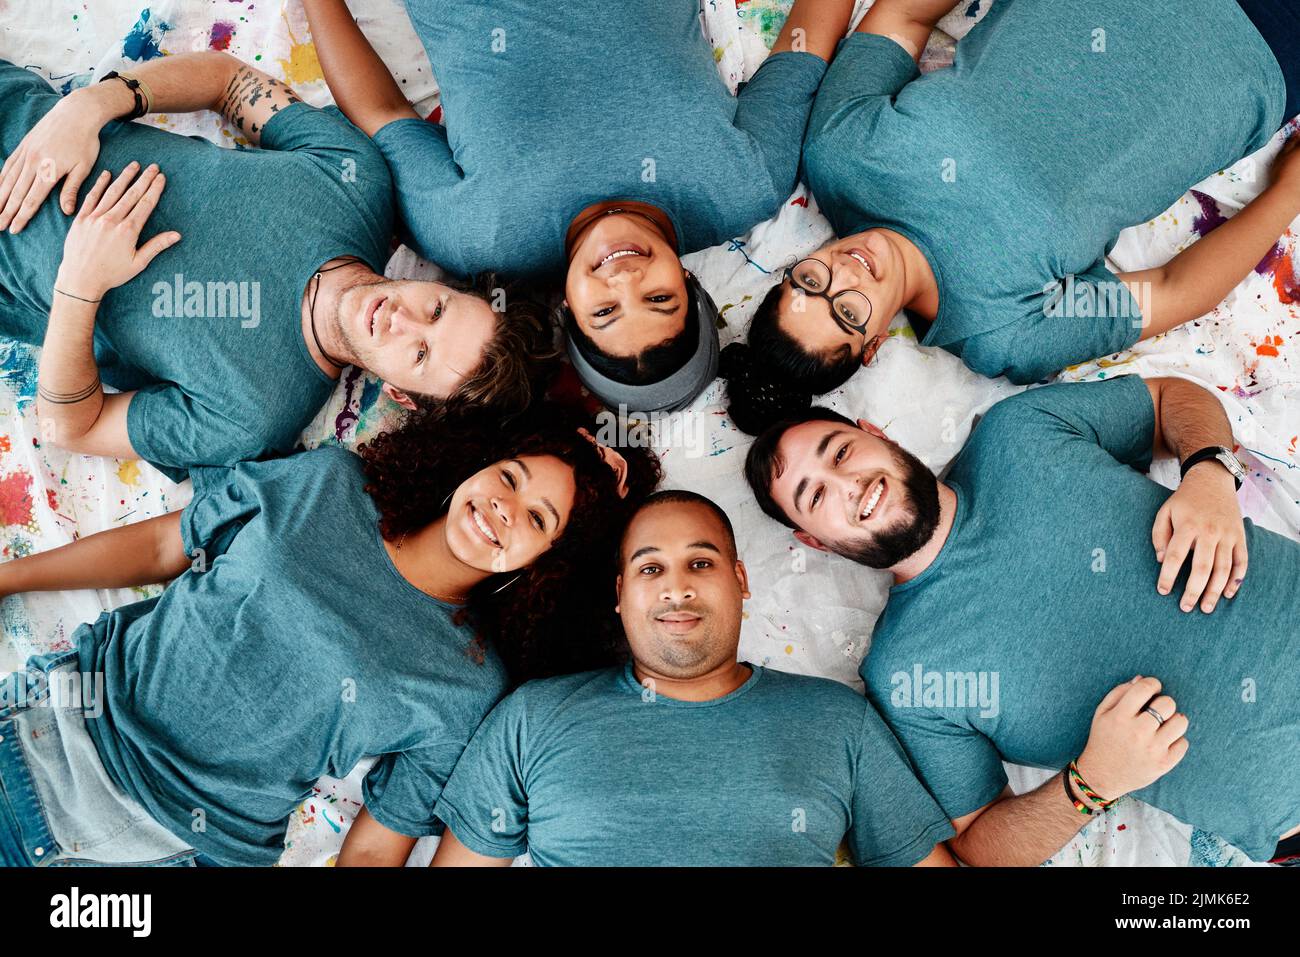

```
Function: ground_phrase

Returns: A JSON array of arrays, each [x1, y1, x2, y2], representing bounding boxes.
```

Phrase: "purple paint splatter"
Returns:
[[1189, 189, 1227, 238], [209, 21, 236, 51]]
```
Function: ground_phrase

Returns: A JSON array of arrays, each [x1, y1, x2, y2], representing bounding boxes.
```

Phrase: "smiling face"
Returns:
[[616, 500, 749, 679], [564, 213, 689, 359], [775, 229, 904, 365], [768, 419, 941, 568], [443, 454, 577, 574], [333, 278, 498, 406]]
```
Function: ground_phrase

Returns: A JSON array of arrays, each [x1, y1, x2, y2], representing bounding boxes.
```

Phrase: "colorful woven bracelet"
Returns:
[[1063, 768, 1094, 815], [1068, 760, 1117, 810]]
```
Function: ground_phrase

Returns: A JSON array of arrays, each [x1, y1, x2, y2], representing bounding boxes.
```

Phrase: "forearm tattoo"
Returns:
[[38, 375, 102, 405], [215, 65, 302, 139]]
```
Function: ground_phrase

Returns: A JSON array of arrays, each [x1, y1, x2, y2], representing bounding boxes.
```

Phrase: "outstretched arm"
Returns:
[[1121, 132, 1300, 341], [855, 0, 957, 61], [0, 51, 301, 231], [0, 511, 187, 599], [301, 0, 419, 136]]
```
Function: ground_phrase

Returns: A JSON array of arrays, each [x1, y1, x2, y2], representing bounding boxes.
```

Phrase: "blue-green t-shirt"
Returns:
[[0, 62, 395, 480], [372, 0, 827, 278], [862, 376, 1300, 861], [75, 447, 508, 865], [434, 663, 954, 866], [803, 0, 1286, 383]]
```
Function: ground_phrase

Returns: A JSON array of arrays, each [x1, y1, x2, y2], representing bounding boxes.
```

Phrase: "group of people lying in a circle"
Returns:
[[0, 0, 1296, 866]]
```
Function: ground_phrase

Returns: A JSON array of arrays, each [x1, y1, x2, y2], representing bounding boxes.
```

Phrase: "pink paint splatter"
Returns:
[[209, 21, 235, 51], [0, 471, 35, 526]]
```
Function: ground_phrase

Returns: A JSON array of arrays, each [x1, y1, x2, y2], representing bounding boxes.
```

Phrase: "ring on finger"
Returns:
[[1144, 706, 1166, 726]]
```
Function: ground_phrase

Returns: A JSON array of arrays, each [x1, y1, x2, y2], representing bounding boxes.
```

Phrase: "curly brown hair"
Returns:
[[358, 401, 661, 684]]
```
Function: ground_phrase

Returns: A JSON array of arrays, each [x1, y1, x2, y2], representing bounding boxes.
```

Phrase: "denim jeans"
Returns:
[[0, 650, 199, 866]]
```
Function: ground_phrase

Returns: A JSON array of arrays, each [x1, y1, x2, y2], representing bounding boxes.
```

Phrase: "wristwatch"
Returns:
[[1180, 446, 1246, 490]]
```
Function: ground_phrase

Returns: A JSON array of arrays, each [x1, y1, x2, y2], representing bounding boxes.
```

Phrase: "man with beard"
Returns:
[[743, 375, 1300, 865], [0, 52, 549, 480], [425, 490, 956, 867]]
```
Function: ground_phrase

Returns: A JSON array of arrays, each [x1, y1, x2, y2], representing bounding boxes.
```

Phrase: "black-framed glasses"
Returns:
[[784, 258, 872, 337]]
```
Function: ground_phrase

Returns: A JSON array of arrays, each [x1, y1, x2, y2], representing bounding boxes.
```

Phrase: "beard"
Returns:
[[835, 442, 941, 568], [328, 275, 386, 366]]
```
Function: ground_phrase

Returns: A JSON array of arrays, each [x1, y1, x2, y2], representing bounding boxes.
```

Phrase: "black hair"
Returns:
[[561, 289, 699, 386], [622, 488, 738, 562], [720, 279, 863, 435], [743, 406, 856, 529]]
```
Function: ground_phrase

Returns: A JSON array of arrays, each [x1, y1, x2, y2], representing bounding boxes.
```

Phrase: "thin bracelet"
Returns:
[[1068, 760, 1118, 810], [38, 377, 101, 405], [53, 287, 102, 304]]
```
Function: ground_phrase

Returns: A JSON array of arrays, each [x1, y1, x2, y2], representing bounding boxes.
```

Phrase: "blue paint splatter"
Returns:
[[123, 8, 171, 62], [965, 0, 982, 16], [0, 341, 40, 405], [1187, 828, 1232, 867]]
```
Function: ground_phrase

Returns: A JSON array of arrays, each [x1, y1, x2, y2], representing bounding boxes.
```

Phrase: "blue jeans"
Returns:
[[0, 650, 200, 867], [1238, 0, 1300, 124]]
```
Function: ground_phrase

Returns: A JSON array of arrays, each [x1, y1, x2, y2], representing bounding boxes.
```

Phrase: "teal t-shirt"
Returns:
[[434, 663, 954, 866], [862, 376, 1300, 861], [75, 447, 508, 865], [372, 0, 827, 278], [803, 0, 1286, 383], [0, 62, 395, 480]]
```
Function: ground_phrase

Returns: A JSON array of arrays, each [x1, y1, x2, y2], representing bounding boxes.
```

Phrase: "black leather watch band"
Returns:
[[1180, 446, 1242, 490]]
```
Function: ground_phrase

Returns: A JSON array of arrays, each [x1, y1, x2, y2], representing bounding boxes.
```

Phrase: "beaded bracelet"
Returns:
[[99, 71, 148, 121], [1068, 760, 1118, 810]]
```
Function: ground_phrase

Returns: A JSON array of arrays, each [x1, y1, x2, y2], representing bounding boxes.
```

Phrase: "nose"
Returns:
[[491, 495, 515, 530], [659, 571, 696, 604], [389, 303, 425, 337]]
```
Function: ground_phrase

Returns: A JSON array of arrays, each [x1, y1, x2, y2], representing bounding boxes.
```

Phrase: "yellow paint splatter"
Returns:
[[116, 460, 141, 487], [784, 644, 794, 655], [278, 15, 323, 86]]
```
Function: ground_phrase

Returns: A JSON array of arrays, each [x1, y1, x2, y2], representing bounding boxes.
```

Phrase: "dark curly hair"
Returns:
[[358, 401, 661, 685]]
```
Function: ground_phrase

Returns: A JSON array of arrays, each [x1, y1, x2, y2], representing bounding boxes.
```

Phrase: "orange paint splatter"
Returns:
[[1254, 334, 1284, 357], [0, 435, 10, 453]]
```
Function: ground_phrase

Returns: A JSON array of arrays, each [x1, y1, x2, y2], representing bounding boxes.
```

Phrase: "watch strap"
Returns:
[[1180, 446, 1243, 490]]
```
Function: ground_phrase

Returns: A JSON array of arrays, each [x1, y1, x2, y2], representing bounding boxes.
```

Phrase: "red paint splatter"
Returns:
[[209, 21, 235, 51], [425, 104, 443, 124], [1117, 824, 1127, 831], [789, 195, 808, 208], [1256, 240, 1300, 305], [46, 488, 58, 511], [0, 471, 35, 527]]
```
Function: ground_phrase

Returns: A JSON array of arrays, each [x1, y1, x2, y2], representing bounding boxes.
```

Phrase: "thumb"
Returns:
[[134, 230, 181, 270]]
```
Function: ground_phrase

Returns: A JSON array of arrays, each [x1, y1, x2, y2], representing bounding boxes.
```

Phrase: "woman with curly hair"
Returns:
[[0, 403, 659, 868]]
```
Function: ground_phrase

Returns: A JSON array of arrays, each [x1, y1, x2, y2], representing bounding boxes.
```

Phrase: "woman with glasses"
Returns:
[[726, 0, 1300, 429]]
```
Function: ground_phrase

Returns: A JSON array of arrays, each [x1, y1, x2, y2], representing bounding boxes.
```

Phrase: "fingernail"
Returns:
[[1180, 602, 1192, 612], [1155, 551, 1164, 561], [1157, 585, 1168, 594]]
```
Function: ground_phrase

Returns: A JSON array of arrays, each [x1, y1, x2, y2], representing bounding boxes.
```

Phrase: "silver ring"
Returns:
[[1144, 706, 1166, 726]]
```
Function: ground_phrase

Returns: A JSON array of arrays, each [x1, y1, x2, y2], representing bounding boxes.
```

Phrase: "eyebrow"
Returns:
[[627, 541, 721, 563], [793, 430, 846, 513]]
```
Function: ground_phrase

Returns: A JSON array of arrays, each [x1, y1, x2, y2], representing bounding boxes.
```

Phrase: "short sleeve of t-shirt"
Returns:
[[807, 32, 918, 146], [732, 51, 828, 200], [849, 703, 957, 865], [870, 697, 1010, 821], [433, 692, 529, 859], [127, 384, 271, 483], [361, 740, 473, 838], [371, 118, 467, 274], [993, 376, 1157, 472], [258, 102, 395, 260], [178, 462, 265, 561], [958, 259, 1145, 385]]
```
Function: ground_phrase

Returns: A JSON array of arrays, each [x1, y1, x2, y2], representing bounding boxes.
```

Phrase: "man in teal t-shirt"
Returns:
[[304, 0, 858, 413], [429, 491, 955, 867], [741, 0, 1299, 395], [745, 375, 1300, 864], [0, 52, 539, 480]]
